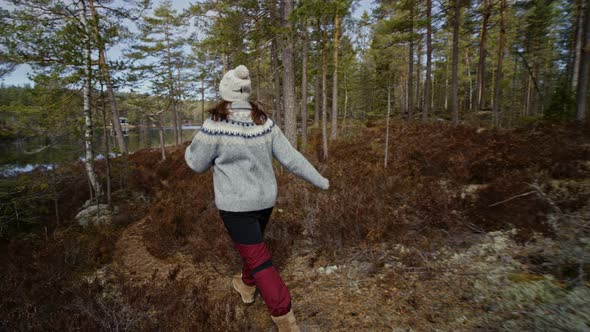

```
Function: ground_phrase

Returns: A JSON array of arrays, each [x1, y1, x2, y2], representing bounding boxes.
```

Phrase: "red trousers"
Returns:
[[219, 207, 291, 317]]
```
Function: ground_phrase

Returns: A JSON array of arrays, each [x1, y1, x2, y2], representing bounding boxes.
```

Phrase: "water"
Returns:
[[0, 126, 200, 177]]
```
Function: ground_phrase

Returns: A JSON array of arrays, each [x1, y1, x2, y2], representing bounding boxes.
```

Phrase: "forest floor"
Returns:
[[1, 119, 590, 331]]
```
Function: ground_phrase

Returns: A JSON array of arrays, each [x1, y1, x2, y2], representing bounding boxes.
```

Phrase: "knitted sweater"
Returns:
[[184, 101, 329, 212]]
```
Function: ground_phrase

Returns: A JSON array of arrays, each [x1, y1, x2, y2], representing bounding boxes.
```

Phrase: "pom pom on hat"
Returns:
[[219, 65, 252, 102], [234, 65, 249, 79]]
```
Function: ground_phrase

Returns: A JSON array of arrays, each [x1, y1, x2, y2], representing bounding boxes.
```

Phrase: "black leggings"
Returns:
[[219, 207, 273, 244]]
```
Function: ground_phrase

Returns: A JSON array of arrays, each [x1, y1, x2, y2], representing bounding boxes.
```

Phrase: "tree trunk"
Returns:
[[330, 11, 340, 139], [408, 2, 415, 120], [416, 37, 422, 113], [384, 83, 392, 168], [270, 0, 282, 125], [88, 0, 127, 154], [256, 41, 261, 99], [466, 48, 473, 111], [201, 76, 205, 124], [431, 61, 436, 114], [321, 17, 329, 160], [301, 18, 309, 152], [342, 72, 349, 134], [445, 42, 450, 111], [509, 55, 518, 128], [281, 0, 297, 145], [572, 0, 585, 91], [424, 0, 432, 120], [314, 18, 321, 127], [492, 0, 507, 127], [526, 73, 534, 116], [400, 74, 406, 115], [314, 75, 320, 127], [176, 69, 184, 141], [164, 29, 179, 145], [52, 178, 60, 225], [158, 120, 166, 161], [100, 86, 112, 210], [475, 0, 491, 111], [576, 0, 590, 121], [451, 0, 461, 124], [173, 101, 181, 144], [78, 0, 102, 201], [491, 66, 496, 110]]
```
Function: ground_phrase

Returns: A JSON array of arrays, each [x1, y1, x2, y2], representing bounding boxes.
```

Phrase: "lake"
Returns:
[[0, 126, 200, 177]]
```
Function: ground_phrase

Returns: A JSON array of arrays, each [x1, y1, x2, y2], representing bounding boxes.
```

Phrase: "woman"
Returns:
[[184, 65, 329, 332]]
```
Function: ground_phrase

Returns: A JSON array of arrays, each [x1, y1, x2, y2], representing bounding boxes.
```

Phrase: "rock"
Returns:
[[353, 261, 377, 276], [317, 265, 340, 275], [358, 261, 377, 274], [83, 265, 110, 286], [75, 204, 118, 227], [460, 184, 489, 200]]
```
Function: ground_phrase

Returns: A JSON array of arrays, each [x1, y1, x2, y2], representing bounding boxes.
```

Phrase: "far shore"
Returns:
[[106, 124, 202, 129]]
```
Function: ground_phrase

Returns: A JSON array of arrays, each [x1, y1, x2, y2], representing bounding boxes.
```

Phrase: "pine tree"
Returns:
[[128, 1, 186, 146]]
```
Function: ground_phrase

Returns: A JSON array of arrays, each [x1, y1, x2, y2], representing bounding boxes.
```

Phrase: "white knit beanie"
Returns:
[[219, 65, 252, 102]]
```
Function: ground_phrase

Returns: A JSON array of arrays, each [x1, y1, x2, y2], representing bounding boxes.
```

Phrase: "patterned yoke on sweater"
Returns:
[[184, 101, 329, 212]]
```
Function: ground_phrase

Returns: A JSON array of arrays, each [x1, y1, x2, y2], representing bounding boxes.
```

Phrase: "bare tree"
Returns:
[[492, 0, 507, 126], [384, 82, 392, 168], [451, 0, 461, 124], [474, 0, 493, 111], [572, 0, 585, 90], [301, 18, 309, 152], [408, 0, 415, 120], [270, 0, 282, 126], [321, 17, 329, 160], [281, 0, 297, 145], [576, 0, 590, 121], [423, 0, 433, 120], [330, 10, 340, 139], [314, 18, 322, 127]]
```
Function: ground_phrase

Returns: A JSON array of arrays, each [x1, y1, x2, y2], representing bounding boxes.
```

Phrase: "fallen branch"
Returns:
[[528, 182, 563, 214], [489, 191, 536, 207]]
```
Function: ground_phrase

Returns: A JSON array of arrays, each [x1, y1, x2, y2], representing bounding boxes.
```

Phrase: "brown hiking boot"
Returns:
[[231, 274, 256, 304], [271, 309, 300, 332]]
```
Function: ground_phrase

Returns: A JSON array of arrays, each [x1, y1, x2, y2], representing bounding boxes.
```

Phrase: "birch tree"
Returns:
[[0, 0, 108, 200], [78, 0, 103, 199]]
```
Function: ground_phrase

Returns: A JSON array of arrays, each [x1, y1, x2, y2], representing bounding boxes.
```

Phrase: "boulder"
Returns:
[[75, 203, 118, 227]]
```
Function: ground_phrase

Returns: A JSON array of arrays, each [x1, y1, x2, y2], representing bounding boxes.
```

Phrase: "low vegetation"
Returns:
[[1, 119, 589, 330]]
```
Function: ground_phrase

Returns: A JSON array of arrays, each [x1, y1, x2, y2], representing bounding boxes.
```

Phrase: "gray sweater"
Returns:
[[184, 101, 329, 212]]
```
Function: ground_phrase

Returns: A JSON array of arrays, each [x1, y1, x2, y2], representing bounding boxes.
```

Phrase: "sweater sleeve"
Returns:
[[185, 125, 218, 174], [271, 123, 329, 190]]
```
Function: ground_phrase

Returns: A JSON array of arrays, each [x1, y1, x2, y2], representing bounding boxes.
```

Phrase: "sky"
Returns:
[[0, 0, 376, 87]]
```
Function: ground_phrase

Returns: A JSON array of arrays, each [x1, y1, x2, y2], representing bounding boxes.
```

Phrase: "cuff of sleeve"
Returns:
[[318, 177, 329, 190]]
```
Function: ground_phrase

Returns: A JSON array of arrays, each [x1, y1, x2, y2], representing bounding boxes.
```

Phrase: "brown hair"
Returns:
[[207, 100, 268, 125]]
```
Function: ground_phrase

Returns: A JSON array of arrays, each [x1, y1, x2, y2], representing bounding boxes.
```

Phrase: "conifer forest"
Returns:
[[0, 0, 589, 330]]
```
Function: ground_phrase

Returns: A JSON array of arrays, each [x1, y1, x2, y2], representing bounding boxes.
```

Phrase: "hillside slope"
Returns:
[[2, 121, 589, 331]]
